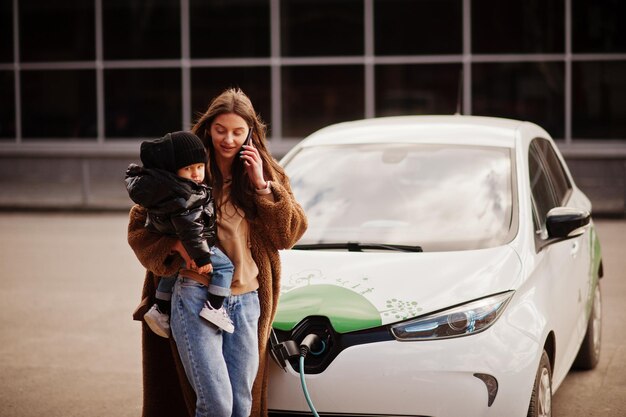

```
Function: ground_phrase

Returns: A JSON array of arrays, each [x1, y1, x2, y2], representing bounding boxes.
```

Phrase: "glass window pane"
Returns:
[[472, 62, 564, 138], [105, 69, 181, 138], [20, 0, 94, 62], [0, 71, 15, 138], [472, 0, 564, 54], [572, 61, 626, 139], [103, 0, 180, 60], [281, 0, 363, 57], [285, 144, 513, 251], [536, 138, 571, 204], [375, 0, 462, 55], [21, 70, 96, 138], [529, 144, 555, 230], [281, 65, 364, 137], [573, 0, 626, 53], [191, 67, 271, 134], [190, 0, 269, 58], [375, 64, 462, 117], [0, 0, 12, 63]]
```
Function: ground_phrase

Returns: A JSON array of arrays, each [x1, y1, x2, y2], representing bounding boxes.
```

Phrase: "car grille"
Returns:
[[269, 412, 432, 417]]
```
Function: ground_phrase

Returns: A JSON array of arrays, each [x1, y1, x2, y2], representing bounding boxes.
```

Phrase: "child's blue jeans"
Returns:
[[155, 246, 234, 301]]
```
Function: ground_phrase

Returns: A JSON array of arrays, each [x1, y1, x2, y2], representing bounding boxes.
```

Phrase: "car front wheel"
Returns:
[[573, 282, 602, 370], [527, 350, 552, 417]]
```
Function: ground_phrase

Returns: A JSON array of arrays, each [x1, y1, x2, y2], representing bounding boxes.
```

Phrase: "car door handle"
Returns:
[[570, 241, 580, 257]]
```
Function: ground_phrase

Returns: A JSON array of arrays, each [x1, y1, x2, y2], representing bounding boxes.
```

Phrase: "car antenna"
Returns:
[[455, 69, 463, 115]]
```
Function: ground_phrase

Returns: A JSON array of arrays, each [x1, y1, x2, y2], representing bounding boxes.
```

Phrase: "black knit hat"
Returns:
[[140, 131, 206, 173]]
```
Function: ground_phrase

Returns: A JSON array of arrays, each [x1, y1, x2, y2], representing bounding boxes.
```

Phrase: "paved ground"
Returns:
[[0, 213, 624, 417], [0, 213, 144, 417]]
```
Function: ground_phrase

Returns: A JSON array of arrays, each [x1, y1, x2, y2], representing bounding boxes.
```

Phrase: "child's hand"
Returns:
[[197, 263, 213, 274], [171, 240, 195, 268]]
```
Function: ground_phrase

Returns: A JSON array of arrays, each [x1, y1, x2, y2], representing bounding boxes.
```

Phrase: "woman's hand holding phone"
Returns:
[[239, 128, 267, 189]]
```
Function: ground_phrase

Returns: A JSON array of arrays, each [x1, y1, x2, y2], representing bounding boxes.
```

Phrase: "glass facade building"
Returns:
[[0, 0, 625, 212]]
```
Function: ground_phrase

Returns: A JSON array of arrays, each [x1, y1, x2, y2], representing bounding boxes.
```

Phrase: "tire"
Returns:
[[573, 282, 602, 370], [527, 350, 552, 417]]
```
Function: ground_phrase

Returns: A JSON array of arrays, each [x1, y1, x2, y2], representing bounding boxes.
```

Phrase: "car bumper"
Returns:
[[268, 324, 541, 417]]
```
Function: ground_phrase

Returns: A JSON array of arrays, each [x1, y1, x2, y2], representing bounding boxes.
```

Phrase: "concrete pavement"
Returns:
[[0, 213, 144, 417], [0, 213, 624, 416]]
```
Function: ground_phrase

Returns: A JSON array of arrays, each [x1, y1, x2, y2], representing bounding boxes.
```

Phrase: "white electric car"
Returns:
[[267, 116, 603, 417]]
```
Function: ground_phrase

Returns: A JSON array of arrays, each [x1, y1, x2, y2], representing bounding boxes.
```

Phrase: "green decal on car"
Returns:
[[591, 226, 602, 279], [273, 285, 382, 333], [381, 299, 422, 320], [586, 225, 603, 316]]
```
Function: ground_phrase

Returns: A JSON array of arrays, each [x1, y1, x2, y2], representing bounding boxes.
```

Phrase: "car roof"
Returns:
[[298, 115, 550, 149]]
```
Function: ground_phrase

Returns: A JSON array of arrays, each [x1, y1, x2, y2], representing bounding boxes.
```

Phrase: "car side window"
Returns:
[[529, 137, 575, 239], [536, 138, 572, 205], [529, 143, 557, 235]]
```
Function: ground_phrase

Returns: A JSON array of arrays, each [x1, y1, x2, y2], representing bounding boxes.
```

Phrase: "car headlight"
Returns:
[[390, 291, 514, 341]]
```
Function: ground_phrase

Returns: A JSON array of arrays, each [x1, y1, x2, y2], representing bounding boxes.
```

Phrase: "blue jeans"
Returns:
[[171, 278, 260, 417], [156, 247, 233, 301], [206, 247, 233, 298], [156, 274, 176, 301]]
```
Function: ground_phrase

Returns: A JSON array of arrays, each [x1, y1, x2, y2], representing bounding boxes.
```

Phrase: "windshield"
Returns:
[[284, 143, 516, 251]]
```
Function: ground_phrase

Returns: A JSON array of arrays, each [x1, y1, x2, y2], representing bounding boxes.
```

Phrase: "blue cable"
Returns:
[[299, 355, 320, 417]]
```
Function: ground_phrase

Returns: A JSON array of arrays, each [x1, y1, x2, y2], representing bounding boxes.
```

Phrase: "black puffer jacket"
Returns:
[[125, 163, 216, 267]]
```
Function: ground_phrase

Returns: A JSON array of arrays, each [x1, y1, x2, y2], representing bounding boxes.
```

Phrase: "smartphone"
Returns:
[[240, 128, 253, 153]]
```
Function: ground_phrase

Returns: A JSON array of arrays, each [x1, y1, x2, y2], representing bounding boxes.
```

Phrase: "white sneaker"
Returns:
[[199, 303, 235, 333], [143, 304, 170, 338]]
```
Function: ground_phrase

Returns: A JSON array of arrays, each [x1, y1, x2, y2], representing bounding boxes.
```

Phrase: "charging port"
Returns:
[[269, 330, 300, 371]]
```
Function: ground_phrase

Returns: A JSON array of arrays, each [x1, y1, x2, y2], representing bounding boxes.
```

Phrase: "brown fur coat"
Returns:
[[128, 174, 307, 417]]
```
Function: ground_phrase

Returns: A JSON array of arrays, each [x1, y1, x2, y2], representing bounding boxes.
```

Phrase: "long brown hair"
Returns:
[[191, 88, 283, 219]]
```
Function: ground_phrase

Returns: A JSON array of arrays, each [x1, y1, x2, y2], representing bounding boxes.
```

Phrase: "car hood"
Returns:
[[274, 245, 522, 333]]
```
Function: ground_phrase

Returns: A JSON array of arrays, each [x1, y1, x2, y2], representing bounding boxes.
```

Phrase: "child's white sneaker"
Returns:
[[143, 304, 170, 338], [199, 303, 235, 333]]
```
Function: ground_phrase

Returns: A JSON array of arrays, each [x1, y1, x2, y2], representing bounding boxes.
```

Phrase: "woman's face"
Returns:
[[210, 113, 250, 164]]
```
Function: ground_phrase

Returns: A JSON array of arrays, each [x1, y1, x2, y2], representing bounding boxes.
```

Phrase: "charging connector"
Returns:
[[269, 330, 327, 417], [299, 333, 323, 358], [298, 333, 324, 417]]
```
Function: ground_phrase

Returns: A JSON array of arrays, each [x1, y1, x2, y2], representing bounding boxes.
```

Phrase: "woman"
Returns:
[[128, 88, 307, 417]]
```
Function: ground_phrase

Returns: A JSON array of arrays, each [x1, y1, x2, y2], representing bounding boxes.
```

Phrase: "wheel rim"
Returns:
[[592, 285, 602, 356], [538, 367, 552, 417]]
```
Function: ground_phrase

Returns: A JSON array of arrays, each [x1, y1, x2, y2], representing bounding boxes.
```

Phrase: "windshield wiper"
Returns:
[[292, 242, 423, 252]]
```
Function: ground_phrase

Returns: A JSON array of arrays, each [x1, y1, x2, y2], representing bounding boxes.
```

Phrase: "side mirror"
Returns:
[[546, 207, 590, 239]]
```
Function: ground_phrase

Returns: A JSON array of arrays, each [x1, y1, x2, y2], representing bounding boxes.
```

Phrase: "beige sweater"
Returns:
[[128, 172, 307, 417], [216, 182, 275, 295]]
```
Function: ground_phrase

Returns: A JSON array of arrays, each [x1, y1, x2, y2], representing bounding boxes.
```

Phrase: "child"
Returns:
[[125, 131, 235, 337]]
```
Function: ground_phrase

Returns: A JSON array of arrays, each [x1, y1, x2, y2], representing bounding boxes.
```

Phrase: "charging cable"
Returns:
[[299, 334, 323, 417]]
